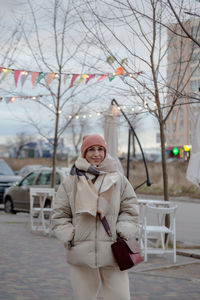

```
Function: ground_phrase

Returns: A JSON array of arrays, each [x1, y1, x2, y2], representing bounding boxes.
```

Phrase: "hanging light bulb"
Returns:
[[10, 97, 16, 103]]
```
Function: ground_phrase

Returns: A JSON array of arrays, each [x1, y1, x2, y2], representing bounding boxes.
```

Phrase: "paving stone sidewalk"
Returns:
[[0, 211, 200, 300]]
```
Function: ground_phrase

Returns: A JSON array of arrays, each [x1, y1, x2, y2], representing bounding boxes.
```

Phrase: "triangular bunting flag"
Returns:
[[114, 66, 124, 75], [14, 70, 21, 87], [76, 74, 88, 84], [46, 73, 55, 86], [97, 74, 108, 82], [37, 72, 46, 84], [85, 74, 95, 84], [21, 72, 29, 87], [1, 69, 12, 81], [63, 74, 70, 84], [5, 97, 11, 103], [109, 74, 115, 81], [69, 74, 79, 88], [31, 72, 39, 86]]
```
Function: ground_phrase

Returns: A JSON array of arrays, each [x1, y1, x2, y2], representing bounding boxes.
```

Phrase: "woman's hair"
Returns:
[[81, 134, 107, 157]]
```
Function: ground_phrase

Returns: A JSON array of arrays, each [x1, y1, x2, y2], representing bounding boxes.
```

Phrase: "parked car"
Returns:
[[0, 159, 22, 204], [3, 167, 70, 213], [17, 164, 43, 177]]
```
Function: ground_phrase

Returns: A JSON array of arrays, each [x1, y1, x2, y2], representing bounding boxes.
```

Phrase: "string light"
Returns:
[[10, 97, 16, 103]]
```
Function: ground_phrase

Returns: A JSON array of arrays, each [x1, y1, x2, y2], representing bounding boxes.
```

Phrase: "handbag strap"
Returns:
[[101, 216, 113, 238]]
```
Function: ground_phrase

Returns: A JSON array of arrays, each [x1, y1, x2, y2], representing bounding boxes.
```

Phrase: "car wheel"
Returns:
[[4, 197, 15, 214]]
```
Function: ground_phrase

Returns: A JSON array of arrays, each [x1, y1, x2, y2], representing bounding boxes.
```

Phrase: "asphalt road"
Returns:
[[172, 200, 200, 245]]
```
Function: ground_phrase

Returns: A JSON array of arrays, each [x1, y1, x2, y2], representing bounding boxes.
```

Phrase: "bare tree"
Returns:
[[6, 132, 32, 158], [1, 0, 109, 186], [73, 0, 198, 209]]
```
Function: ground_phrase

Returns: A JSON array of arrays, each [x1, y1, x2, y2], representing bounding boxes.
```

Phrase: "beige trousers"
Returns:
[[69, 265, 130, 300]]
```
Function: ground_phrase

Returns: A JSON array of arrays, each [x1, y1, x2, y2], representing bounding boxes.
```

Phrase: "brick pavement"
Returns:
[[0, 211, 200, 300]]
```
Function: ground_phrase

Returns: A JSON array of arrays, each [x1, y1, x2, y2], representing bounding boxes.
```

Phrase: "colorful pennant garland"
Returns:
[[0, 66, 143, 89]]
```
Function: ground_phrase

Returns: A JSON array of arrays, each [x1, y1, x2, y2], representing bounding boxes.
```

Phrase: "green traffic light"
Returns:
[[172, 147, 179, 155]]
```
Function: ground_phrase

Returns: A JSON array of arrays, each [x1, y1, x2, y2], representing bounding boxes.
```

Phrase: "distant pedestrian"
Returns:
[[51, 134, 139, 300]]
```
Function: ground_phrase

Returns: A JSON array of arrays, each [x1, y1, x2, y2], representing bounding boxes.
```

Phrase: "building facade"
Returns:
[[166, 19, 200, 149]]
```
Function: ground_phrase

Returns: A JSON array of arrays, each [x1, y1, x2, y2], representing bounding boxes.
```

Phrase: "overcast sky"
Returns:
[[0, 0, 164, 152]]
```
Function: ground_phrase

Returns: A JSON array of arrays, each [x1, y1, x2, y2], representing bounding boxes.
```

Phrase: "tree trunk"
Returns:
[[51, 72, 61, 188], [159, 120, 170, 229]]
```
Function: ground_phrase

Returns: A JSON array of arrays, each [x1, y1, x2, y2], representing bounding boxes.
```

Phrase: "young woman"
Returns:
[[51, 134, 139, 300]]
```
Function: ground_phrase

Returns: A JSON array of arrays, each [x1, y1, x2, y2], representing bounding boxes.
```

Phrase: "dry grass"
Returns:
[[122, 160, 200, 199], [1, 157, 200, 199]]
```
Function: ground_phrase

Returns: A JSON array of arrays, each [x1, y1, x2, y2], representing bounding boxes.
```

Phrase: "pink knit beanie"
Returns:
[[81, 134, 107, 158]]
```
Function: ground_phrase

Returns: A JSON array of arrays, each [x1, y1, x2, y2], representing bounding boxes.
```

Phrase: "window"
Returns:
[[21, 172, 37, 186], [36, 171, 51, 185], [173, 110, 177, 122], [190, 80, 197, 92], [180, 109, 184, 121], [35, 171, 61, 185], [180, 120, 184, 133], [173, 122, 176, 133], [55, 173, 61, 185]]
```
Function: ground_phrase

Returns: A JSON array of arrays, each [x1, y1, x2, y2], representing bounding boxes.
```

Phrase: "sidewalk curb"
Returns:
[[131, 260, 199, 273], [177, 249, 200, 259]]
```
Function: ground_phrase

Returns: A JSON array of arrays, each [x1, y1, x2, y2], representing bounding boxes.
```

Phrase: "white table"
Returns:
[[138, 199, 171, 205], [30, 187, 56, 234]]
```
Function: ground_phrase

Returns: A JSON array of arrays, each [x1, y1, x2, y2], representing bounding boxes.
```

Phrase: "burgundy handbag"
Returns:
[[101, 217, 143, 271]]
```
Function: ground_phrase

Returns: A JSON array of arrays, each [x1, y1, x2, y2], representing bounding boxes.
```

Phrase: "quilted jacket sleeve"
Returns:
[[116, 176, 139, 239], [51, 178, 75, 249]]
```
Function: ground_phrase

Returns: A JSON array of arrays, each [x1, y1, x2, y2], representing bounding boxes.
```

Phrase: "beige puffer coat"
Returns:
[[51, 172, 139, 268]]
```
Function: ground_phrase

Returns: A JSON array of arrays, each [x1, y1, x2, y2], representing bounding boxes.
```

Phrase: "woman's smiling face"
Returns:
[[85, 145, 105, 166]]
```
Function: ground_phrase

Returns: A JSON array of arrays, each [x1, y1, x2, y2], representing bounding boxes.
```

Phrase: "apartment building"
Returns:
[[166, 19, 200, 148]]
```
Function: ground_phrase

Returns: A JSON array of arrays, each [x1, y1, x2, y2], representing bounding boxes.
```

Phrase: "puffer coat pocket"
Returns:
[[73, 214, 95, 243]]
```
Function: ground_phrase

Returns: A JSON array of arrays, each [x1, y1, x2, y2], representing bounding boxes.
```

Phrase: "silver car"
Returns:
[[3, 167, 70, 213]]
